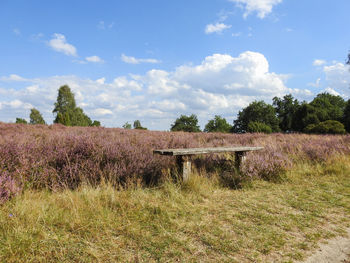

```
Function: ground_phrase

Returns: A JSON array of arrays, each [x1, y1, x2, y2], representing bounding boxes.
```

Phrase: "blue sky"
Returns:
[[1, 0, 350, 130]]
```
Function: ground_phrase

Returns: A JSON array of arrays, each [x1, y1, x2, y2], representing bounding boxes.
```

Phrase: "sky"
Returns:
[[1, 0, 350, 130]]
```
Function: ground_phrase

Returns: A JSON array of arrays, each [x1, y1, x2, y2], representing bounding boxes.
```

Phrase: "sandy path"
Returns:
[[299, 228, 350, 263]]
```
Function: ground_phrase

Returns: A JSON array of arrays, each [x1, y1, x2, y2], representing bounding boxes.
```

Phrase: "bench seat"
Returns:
[[153, 146, 263, 182]]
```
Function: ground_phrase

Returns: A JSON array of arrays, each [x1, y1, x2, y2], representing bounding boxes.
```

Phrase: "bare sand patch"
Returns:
[[300, 228, 350, 263]]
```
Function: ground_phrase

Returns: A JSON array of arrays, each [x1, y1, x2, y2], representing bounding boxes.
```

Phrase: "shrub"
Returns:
[[247, 122, 272, 134], [304, 120, 346, 134], [241, 147, 291, 181]]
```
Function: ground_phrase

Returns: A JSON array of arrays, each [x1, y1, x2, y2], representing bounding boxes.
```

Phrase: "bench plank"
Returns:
[[154, 146, 263, 156]]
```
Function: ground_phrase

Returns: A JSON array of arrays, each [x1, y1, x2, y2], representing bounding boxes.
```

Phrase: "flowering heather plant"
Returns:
[[1, 122, 350, 202], [241, 146, 292, 181], [0, 171, 21, 204]]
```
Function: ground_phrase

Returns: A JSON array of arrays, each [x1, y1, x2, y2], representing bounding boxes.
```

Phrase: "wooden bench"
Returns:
[[153, 146, 263, 182]]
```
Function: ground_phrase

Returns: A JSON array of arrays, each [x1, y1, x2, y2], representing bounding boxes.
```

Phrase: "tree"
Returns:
[[204, 115, 232, 133], [232, 101, 280, 133], [29, 108, 46, 124], [91, 120, 101, 127], [292, 93, 346, 132], [70, 107, 92, 127], [15, 118, 27, 124], [133, 120, 147, 130], [53, 85, 76, 121], [123, 122, 132, 129], [309, 92, 346, 122], [292, 102, 319, 132], [273, 94, 300, 132], [53, 85, 99, 127], [133, 120, 141, 129], [343, 99, 350, 132], [170, 114, 201, 132]]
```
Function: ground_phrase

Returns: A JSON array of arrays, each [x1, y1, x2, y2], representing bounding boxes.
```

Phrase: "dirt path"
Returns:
[[299, 229, 350, 263]]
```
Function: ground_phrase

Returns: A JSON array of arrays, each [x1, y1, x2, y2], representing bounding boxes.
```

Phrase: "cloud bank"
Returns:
[[0, 51, 315, 129]]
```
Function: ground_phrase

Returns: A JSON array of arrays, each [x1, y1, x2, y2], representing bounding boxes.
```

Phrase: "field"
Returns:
[[1, 123, 350, 262]]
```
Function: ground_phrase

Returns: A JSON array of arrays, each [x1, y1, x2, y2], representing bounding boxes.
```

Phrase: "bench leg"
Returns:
[[176, 156, 191, 182], [235, 151, 246, 171]]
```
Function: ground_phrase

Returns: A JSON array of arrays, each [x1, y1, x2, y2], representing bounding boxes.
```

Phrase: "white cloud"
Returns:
[[308, 78, 321, 87], [229, 0, 282, 19], [85, 55, 104, 63], [313, 59, 326, 66], [96, 77, 105, 84], [121, 54, 161, 64], [205, 23, 232, 34], [48, 33, 77, 56], [113, 76, 142, 91], [0, 74, 27, 82], [1, 51, 313, 129], [322, 62, 350, 97], [94, 108, 113, 116], [173, 51, 287, 97], [323, 87, 341, 96], [232, 32, 242, 37]]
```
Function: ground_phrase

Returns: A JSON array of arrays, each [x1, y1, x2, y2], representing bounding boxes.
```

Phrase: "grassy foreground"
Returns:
[[1, 157, 350, 263]]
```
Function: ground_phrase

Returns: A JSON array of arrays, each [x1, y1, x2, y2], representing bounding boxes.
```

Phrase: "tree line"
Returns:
[[16, 85, 100, 127], [170, 92, 350, 134]]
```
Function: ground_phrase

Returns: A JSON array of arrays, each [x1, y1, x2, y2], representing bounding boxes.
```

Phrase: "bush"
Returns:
[[247, 122, 272, 134], [304, 120, 346, 134], [241, 148, 291, 181], [15, 118, 27, 124]]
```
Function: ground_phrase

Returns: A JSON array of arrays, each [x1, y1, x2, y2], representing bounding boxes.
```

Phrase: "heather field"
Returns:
[[1, 123, 350, 262], [1, 122, 350, 202]]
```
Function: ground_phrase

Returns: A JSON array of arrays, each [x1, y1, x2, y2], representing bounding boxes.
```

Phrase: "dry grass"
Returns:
[[1, 156, 350, 262]]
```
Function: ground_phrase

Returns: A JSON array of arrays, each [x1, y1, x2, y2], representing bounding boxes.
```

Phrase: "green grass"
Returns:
[[1, 157, 350, 262]]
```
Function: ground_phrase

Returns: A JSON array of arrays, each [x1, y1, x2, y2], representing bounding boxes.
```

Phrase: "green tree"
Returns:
[[247, 121, 272, 134], [343, 99, 350, 132], [310, 92, 346, 122], [53, 85, 99, 127], [15, 118, 27, 124], [91, 120, 101, 127], [204, 115, 232, 133], [232, 101, 279, 133], [70, 107, 92, 126], [133, 120, 147, 130], [123, 122, 132, 129], [53, 85, 76, 120], [29, 108, 46, 125], [171, 114, 201, 132], [273, 94, 300, 132], [292, 102, 319, 132], [292, 93, 346, 132]]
